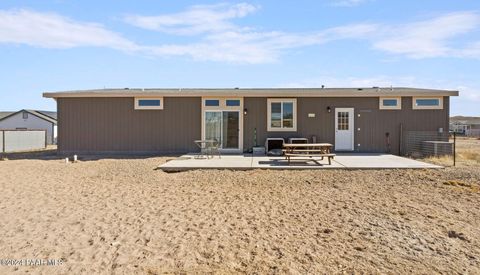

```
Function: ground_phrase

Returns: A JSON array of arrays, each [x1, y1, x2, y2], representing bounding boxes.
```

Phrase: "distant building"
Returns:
[[0, 110, 57, 144], [450, 116, 480, 136]]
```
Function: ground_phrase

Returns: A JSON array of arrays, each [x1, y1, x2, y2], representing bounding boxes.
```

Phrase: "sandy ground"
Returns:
[[0, 142, 479, 274]]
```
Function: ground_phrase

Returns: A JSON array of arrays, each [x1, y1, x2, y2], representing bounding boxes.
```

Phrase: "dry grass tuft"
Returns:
[[443, 180, 471, 187], [443, 180, 480, 193], [458, 151, 480, 163], [423, 155, 453, 166]]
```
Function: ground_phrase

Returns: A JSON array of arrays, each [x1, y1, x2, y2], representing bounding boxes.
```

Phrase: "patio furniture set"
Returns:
[[195, 137, 336, 165]]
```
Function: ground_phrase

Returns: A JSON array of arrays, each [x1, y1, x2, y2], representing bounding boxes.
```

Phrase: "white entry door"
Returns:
[[335, 108, 354, 151]]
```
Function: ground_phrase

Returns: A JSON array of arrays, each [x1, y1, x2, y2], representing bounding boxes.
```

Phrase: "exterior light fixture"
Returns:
[[327, 106, 331, 113], [244, 108, 248, 115]]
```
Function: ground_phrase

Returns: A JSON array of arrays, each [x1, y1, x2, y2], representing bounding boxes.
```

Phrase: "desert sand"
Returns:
[[0, 141, 479, 274]]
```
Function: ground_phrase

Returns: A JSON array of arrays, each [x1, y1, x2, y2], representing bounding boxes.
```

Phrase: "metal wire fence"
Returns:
[[401, 130, 456, 166]]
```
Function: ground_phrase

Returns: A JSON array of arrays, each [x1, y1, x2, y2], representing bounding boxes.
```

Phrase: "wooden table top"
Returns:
[[283, 143, 333, 147]]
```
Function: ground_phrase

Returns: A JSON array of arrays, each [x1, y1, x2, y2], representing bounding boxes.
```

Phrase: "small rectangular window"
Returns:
[[379, 97, 401, 110], [138, 99, 161, 107], [205, 99, 220, 106], [267, 99, 297, 131], [416, 99, 439, 106], [383, 99, 397, 106], [134, 97, 163, 110], [226, 99, 240, 106], [22, 112, 28, 119], [412, 97, 443, 110]]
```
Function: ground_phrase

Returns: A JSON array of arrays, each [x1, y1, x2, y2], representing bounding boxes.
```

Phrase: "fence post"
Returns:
[[399, 123, 403, 156], [453, 131, 456, 166], [2, 130, 4, 153]]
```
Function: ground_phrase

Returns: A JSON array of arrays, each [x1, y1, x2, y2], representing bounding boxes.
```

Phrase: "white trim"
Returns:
[[201, 97, 243, 153], [203, 98, 221, 108], [267, 98, 297, 132], [134, 97, 164, 110], [412, 97, 443, 110], [379, 97, 401, 110], [334, 108, 354, 151]]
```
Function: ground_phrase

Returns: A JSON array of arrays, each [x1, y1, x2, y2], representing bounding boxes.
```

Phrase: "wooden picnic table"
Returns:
[[282, 143, 335, 165]]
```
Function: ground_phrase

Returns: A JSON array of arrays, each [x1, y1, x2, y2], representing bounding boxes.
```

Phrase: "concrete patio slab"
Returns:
[[158, 153, 442, 172], [330, 153, 442, 169]]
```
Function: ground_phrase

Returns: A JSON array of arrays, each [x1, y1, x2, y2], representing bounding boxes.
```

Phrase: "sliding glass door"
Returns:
[[205, 112, 222, 144], [205, 111, 239, 149]]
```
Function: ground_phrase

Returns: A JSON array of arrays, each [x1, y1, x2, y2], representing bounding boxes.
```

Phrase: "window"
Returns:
[[379, 97, 401, 110], [203, 98, 242, 108], [22, 111, 28, 119], [337, 112, 349, 130], [226, 99, 240, 106], [267, 99, 297, 131], [139, 99, 160, 106], [412, 97, 443, 110], [134, 97, 163, 110], [205, 99, 220, 106]]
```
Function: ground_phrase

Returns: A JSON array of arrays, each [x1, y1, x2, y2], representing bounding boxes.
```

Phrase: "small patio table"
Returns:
[[194, 140, 221, 159]]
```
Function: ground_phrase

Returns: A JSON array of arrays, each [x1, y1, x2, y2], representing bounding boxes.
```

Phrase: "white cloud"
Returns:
[[280, 75, 419, 89], [125, 3, 378, 63], [373, 12, 480, 58], [0, 6, 377, 63], [143, 23, 378, 63], [331, 0, 370, 7], [0, 9, 139, 51], [1, 6, 480, 63], [124, 3, 259, 35], [126, 6, 480, 62]]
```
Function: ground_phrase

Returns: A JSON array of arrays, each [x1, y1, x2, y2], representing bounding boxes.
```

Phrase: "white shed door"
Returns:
[[335, 108, 354, 151]]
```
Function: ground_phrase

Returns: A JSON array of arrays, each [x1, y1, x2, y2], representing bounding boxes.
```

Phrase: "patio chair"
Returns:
[[208, 139, 221, 159]]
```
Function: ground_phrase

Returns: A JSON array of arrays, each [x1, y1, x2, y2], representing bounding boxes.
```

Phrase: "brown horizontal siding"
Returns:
[[58, 96, 449, 155], [244, 97, 449, 155], [57, 97, 201, 153]]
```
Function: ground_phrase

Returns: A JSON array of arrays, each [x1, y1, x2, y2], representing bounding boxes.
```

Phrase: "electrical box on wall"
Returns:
[[308, 113, 315, 118]]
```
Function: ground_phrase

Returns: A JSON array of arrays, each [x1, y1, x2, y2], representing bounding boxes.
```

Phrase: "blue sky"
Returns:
[[0, 0, 479, 115]]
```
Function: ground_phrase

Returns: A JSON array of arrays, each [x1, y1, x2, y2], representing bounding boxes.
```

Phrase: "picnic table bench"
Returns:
[[282, 143, 335, 165]]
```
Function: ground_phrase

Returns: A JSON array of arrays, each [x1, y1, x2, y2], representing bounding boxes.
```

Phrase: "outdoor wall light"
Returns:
[[327, 106, 332, 113], [244, 108, 248, 115]]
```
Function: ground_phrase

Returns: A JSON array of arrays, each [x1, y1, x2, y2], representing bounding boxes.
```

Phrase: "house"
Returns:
[[0, 109, 57, 144], [43, 87, 458, 155], [450, 116, 480, 136]]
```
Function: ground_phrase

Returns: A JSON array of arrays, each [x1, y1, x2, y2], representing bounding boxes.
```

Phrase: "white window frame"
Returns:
[[225, 99, 241, 107], [203, 98, 221, 107], [134, 97, 164, 110], [412, 97, 443, 110], [379, 97, 401, 110], [201, 97, 244, 153], [267, 98, 297, 132]]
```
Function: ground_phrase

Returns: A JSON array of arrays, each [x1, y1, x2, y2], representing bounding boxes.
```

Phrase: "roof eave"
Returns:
[[43, 90, 459, 98]]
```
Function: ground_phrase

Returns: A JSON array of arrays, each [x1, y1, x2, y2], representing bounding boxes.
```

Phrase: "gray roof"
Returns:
[[0, 111, 14, 120], [35, 110, 57, 120], [450, 116, 480, 125], [0, 109, 57, 124], [44, 87, 459, 98]]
